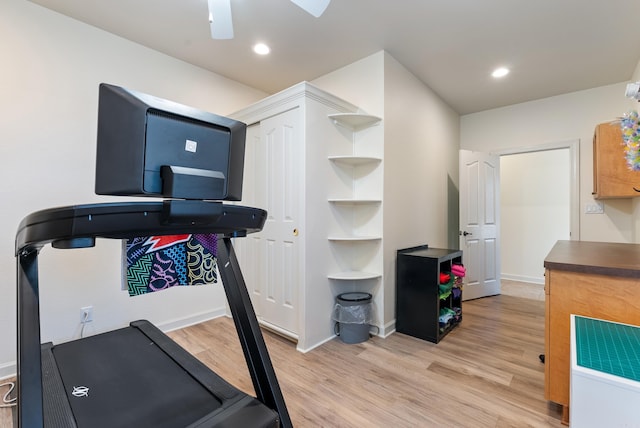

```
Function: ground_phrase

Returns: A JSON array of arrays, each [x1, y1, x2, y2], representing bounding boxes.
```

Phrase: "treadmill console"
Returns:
[[95, 83, 246, 201]]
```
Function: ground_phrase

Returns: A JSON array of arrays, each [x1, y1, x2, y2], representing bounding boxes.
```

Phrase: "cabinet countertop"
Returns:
[[397, 246, 461, 259], [544, 240, 640, 279]]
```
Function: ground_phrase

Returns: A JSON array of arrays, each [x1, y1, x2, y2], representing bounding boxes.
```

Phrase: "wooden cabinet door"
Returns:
[[593, 122, 640, 198], [545, 269, 640, 407]]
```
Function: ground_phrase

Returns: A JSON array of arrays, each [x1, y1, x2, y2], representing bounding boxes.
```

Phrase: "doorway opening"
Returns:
[[497, 140, 579, 298]]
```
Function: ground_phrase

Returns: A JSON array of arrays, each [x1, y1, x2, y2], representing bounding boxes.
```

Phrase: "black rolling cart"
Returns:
[[16, 201, 292, 427]]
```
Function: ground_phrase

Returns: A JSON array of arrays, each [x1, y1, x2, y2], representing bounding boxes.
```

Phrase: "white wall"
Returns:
[[382, 54, 460, 327], [312, 52, 385, 118], [313, 52, 460, 330], [461, 82, 640, 244], [0, 0, 266, 377], [501, 150, 570, 283]]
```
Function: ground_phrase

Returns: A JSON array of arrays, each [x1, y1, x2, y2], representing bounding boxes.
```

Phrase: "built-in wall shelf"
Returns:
[[328, 113, 381, 131], [327, 271, 382, 281], [328, 199, 382, 204], [328, 235, 382, 241], [327, 110, 383, 334], [328, 156, 382, 166]]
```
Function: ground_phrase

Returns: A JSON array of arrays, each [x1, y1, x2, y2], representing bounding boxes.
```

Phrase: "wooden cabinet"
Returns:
[[592, 121, 640, 198], [396, 245, 463, 343], [544, 240, 640, 424]]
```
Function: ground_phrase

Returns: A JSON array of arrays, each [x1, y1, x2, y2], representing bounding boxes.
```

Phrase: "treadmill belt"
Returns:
[[51, 326, 222, 428]]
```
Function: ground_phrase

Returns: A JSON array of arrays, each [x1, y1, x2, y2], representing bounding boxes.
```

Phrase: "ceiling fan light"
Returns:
[[290, 0, 331, 17], [208, 0, 234, 39]]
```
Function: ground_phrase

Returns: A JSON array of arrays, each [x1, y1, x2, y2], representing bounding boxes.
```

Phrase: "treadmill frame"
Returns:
[[16, 200, 292, 428]]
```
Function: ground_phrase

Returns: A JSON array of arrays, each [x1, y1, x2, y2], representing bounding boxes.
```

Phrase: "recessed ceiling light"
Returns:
[[253, 43, 270, 55], [492, 67, 510, 78]]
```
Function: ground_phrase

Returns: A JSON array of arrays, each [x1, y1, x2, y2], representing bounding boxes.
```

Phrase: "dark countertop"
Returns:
[[398, 245, 462, 259], [544, 240, 640, 279]]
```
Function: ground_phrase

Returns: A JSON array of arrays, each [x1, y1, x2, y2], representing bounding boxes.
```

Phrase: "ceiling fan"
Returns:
[[207, 0, 331, 39]]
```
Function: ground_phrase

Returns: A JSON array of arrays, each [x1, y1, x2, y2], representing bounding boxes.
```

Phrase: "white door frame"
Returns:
[[495, 139, 580, 241]]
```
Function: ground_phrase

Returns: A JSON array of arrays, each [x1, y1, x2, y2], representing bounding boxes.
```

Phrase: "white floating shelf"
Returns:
[[327, 271, 382, 280], [328, 113, 381, 131], [328, 235, 382, 241], [328, 156, 382, 166], [328, 198, 382, 204]]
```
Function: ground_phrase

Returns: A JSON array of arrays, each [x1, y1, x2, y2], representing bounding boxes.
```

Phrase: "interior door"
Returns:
[[459, 150, 501, 299], [235, 109, 301, 337]]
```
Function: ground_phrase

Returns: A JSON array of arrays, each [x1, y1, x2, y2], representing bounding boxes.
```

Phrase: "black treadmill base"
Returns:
[[41, 320, 279, 428]]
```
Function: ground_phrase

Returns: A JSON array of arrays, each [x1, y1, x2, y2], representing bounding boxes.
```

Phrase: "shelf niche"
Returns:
[[326, 111, 383, 304], [328, 113, 381, 131]]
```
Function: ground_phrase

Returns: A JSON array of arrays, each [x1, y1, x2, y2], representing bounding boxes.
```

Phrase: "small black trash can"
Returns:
[[332, 292, 374, 344]]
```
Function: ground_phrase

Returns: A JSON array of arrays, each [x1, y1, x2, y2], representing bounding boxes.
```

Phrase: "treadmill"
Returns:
[[15, 85, 293, 427]]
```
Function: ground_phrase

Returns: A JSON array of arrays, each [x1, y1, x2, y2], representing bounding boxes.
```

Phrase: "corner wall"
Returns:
[[0, 0, 266, 377], [382, 54, 460, 330], [313, 51, 460, 333]]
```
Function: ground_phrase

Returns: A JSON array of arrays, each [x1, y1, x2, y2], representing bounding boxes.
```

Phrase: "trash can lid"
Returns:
[[336, 292, 372, 302]]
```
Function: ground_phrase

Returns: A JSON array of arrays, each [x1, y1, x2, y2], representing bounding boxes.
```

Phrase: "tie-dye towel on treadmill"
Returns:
[[124, 234, 218, 296]]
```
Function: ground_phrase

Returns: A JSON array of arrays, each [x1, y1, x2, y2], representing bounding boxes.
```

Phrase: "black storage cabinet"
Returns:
[[396, 245, 463, 343]]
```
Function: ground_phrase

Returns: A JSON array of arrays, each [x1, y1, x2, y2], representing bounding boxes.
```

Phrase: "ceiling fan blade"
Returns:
[[208, 0, 233, 39], [290, 0, 331, 17]]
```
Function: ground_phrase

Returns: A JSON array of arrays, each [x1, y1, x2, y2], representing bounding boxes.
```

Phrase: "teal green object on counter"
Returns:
[[575, 316, 640, 382]]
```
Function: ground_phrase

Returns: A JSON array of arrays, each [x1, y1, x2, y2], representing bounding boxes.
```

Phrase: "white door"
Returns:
[[236, 109, 301, 337], [459, 150, 500, 300]]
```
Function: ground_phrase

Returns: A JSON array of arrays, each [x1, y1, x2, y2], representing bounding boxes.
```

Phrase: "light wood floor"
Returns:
[[1, 287, 562, 427], [501, 279, 545, 301]]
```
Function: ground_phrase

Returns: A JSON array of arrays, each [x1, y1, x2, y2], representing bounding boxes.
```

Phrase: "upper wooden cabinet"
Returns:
[[593, 121, 640, 199]]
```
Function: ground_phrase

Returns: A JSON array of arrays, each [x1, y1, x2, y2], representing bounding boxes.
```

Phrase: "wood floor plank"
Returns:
[[1, 293, 564, 427], [0, 379, 16, 428]]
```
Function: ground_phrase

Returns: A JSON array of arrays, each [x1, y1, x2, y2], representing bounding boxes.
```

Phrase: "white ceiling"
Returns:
[[28, 0, 640, 114]]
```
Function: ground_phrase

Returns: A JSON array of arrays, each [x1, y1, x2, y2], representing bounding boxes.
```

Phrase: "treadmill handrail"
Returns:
[[15, 201, 267, 254], [16, 200, 293, 428]]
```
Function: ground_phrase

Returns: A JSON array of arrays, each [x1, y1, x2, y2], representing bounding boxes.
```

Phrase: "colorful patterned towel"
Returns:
[[123, 234, 218, 296]]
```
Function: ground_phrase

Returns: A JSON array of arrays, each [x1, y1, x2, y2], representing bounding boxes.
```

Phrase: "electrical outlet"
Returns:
[[80, 306, 93, 323]]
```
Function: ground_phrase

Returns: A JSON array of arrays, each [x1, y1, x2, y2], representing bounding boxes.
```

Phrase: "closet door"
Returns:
[[240, 109, 302, 337], [236, 123, 263, 317]]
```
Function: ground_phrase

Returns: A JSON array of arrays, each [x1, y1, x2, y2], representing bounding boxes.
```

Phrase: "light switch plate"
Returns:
[[585, 202, 604, 214]]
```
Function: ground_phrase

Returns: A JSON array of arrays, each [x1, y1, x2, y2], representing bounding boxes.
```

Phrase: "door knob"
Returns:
[[459, 231, 472, 236]]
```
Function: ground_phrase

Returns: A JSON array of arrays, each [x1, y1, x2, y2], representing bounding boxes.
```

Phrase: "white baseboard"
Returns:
[[379, 320, 396, 338], [295, 320, 392, 353], [0, 361, 16, 381], [502, 273, 544, 285], [297, 334, 335, 353], [157, 307, 227, 333]]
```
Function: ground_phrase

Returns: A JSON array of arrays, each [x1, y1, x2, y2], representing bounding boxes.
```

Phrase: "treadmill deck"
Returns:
[[41, 320, 279, 428]]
